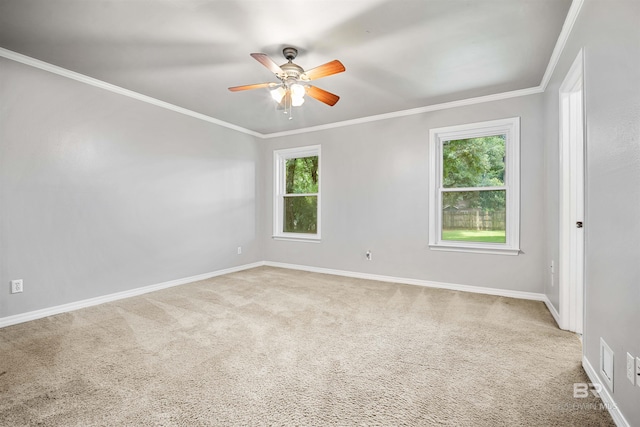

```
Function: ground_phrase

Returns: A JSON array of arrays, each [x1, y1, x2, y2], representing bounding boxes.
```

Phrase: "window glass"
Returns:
[[442, 135, 505, 188], [283, 196, 318, 233], [442, 190, 506, 243], [285, 157, 319, 194]]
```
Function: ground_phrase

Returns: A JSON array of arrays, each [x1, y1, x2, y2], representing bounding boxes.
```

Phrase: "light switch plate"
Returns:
[[600, 338, 614, 391], [627, 353, 635, 385]]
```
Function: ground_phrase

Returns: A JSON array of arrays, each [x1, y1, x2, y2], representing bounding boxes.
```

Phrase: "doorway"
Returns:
[[559, 49, 585, 334]]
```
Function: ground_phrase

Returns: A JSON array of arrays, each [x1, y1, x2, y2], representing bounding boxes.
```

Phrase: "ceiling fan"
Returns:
[[228, 47, 345, 113]]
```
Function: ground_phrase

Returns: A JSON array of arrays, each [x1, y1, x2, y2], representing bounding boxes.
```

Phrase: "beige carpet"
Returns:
[[0, 267, 614, 426]]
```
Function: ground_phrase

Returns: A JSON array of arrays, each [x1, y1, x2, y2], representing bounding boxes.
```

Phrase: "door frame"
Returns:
[[559, 49, 585, 334]]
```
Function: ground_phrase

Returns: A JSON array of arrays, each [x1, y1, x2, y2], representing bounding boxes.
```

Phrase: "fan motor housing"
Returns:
[[281, 62, 304, 79]]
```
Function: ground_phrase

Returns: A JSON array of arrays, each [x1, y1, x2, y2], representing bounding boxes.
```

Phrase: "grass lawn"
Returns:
[[442, 229, 506, 243]]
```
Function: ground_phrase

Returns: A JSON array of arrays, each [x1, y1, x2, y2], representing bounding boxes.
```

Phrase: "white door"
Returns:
[[559, 50, 585, 334]]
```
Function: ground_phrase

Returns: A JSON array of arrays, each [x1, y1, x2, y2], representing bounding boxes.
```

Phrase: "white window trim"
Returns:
[[273, 145, 321, 242], [428, 117, 520, 255]]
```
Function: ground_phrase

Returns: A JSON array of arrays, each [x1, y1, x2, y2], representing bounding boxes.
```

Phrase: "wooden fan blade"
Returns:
[[228, 82, 276, 92], [306, 85, 340, 106], [302, 60, 345, 81], [250, 53, 284, 76]]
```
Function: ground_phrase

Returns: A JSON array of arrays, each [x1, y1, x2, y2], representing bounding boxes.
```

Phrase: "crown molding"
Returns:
[[539, 0, 584, 90], [0, 47, 263, 138], [263, 86, 543, 139], [0, 0, 582, 138]]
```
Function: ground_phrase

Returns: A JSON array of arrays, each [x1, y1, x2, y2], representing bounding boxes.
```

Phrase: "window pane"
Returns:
[[442, 135, 505, 188], [285, 156, 319, 194], [284, 196, 317, 234], [442, 190, 506, 243]]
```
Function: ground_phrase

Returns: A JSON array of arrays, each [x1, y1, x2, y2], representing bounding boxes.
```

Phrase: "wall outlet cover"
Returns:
[[10, 279, 23, 294]]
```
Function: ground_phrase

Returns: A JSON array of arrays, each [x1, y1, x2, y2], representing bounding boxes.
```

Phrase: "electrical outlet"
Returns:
[[636, 357, 640, 388], [365, 251, 372, 261], [10, 279, 23, 294], [237, 246, 242, 255], [627, 353, 635, 385]]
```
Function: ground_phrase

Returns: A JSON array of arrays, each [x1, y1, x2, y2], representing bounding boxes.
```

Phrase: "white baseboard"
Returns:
[[263, 261, 546, 301], [543, 295, 562, 327], [0, 262, 264, 328], [1, 260, 550, 329], [582, 356, 630, 427]]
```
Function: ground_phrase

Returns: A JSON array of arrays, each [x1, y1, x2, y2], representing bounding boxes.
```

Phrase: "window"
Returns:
[[273, 145, 321, 241], [429, 118, 520, 255]]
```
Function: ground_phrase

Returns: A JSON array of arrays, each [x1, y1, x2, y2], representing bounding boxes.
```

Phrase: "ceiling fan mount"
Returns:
[[282, 47, 298, 62], [228, 46, 346, 108]]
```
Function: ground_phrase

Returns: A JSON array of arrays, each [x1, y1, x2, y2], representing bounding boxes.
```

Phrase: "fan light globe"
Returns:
[[270, 86, 286, 103], [290, 84, 305, 98], [290, 84, 305, 106]]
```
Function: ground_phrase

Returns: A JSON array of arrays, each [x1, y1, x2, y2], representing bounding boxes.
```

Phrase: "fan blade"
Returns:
[[228, 82, 276, 92], [306, 85, 340, 106], [250, 53, 284, 76], [302, 60, 345, 81]]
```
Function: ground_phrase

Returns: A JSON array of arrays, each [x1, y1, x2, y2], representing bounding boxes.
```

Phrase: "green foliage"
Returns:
[[442, 135, 506, 212], [284, 156, 319, 233], [441, 229, 506, 243], [284, 196, 317, 233], [443, 135, 505, 187], [285, 157, 318, 194]]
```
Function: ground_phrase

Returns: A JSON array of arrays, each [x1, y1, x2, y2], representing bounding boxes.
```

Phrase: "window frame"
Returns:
[[428, 117, 520, 255], [273, 145, 321, 242]]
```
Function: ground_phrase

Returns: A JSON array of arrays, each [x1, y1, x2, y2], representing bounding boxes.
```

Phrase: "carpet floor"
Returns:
[[0, 266, 614, 426]]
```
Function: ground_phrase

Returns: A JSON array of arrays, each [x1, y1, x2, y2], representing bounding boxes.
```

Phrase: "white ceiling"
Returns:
[[0, 0, 572, 135]]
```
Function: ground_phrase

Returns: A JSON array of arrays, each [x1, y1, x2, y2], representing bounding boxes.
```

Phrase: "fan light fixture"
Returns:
[[271, 84, 307, 107], [270, 83, 306, 119], [270, 84, 306, 105]]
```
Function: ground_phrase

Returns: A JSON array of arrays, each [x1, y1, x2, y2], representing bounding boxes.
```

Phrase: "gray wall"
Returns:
[[263, 95, 546, 293], [543, 0, 640, 424], [0, 58, 263, 318]]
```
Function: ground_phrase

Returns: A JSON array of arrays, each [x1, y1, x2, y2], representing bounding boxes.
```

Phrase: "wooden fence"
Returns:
[[442, 209, 506, 231]]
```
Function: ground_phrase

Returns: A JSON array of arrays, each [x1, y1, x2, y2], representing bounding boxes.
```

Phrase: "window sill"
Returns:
[[272, 235, 321, 243], [429, 243, 520, 256]]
